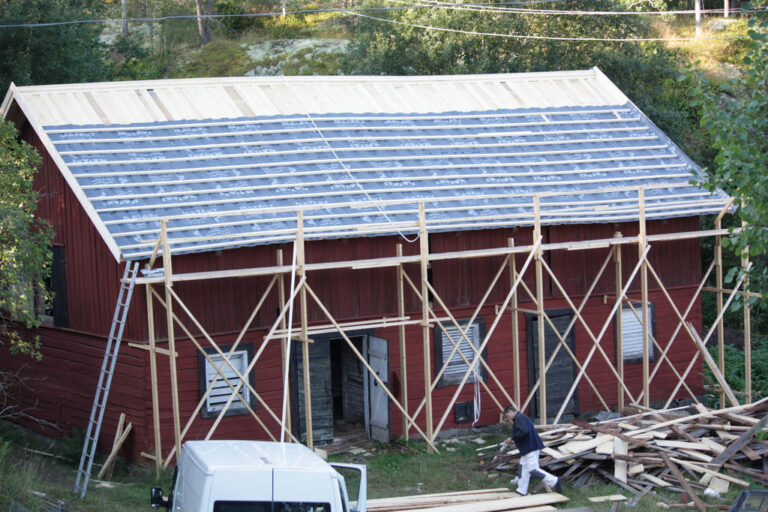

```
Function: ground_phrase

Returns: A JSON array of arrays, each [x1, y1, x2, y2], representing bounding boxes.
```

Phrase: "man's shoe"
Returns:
[[553, 477, 563, 493]]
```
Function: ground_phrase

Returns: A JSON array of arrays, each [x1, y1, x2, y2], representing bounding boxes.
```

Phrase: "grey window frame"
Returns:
[[198, 343, 256, 419], [434, 319, 487, 388], [616, 302, 657, 365]]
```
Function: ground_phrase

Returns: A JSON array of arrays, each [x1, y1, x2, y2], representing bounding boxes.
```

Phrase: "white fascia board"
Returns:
[[11, 90, 124, 263]]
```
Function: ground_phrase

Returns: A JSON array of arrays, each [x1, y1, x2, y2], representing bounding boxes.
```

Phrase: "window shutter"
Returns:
[[441, 323, 481, 384], [204, 350, 250, 414], [621, 305, 653, 362]]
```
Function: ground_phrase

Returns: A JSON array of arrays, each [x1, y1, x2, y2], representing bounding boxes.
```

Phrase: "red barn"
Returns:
[[0, 70, 732, 477]]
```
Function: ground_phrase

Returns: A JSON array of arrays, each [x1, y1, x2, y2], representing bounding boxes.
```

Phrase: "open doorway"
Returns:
[[291, 334, 390, 445]]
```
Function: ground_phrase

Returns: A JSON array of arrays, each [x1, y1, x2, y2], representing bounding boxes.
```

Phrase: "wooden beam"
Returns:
[[161, 220, 182, 463], [509, 238, 521, 408], [534, 195, 546, 423], [296, 211, 313, 450], [96, 419, 132, 480], [638, 188, 650, 408], [715, 216, 725, 408], [660, 453, 707, 512], [742, 218, 752, 404], [614, 234, 624, 412], [144, 278, 163, 475], [396, 244, 409, 441], [419, 203, 434, 449], [276, 249, 291, 439], [130, 228, 738, 285]]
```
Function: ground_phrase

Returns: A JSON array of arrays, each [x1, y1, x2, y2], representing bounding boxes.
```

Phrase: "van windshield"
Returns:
[[213, 502, 331, 512]]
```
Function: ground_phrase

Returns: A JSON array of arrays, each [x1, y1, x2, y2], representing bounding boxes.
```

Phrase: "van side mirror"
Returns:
[[151, 487, 168, 509]]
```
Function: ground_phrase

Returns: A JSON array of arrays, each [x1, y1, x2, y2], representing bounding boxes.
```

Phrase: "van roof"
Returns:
[[182, 441, 333, 474]]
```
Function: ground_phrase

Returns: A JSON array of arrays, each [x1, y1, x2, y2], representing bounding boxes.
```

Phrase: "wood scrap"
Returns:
[[476, 401, 768, 509]]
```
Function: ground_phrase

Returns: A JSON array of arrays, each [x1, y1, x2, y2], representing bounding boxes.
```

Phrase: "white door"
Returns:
[[364, 335, 390, 443]]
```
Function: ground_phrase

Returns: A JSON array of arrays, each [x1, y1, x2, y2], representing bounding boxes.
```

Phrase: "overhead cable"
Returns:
[[0, 3, 763, 29], [347, 10, 749, 41]]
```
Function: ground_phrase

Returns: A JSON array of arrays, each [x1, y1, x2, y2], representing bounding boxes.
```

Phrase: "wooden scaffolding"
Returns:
[[128, 188, 753, 475]]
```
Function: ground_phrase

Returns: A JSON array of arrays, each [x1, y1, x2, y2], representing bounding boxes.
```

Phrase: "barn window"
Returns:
[[198, 344, 255, 418], [434, 319, 487, 387], [618, 303, 656, 364]]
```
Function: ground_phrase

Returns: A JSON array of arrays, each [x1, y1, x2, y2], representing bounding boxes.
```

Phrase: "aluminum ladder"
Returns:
[[74, 261, 140, 498]]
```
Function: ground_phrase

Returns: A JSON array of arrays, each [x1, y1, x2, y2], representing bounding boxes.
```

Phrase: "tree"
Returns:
[[689, 10, 768, 299], [0, 0, 109, 96], [0, 119, 53, 360]]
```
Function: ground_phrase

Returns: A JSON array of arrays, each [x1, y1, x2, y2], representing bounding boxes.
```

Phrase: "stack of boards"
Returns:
[[478, 398, 768, 510], [367, 489, 569, 512]]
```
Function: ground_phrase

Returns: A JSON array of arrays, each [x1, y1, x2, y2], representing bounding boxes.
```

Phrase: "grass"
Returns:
[[0, 422, 764, 511], [649, 14, 751, 78]]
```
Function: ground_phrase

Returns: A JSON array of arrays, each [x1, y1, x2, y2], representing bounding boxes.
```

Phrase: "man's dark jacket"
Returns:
[[512, 411, 545, 455]]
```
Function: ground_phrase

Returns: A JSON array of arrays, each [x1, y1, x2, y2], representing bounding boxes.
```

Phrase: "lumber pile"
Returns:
[[366, 488, 568, 512], [478, 398, 768, 510]]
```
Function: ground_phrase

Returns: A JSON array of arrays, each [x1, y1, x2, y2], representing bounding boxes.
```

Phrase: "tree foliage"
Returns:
[[0, 119, 52, 360], [342, 0, 709, 163], [689, 9, 768, 297], [0, 0, 109, 96]]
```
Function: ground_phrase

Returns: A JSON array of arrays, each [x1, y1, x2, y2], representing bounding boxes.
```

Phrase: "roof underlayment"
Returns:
[[2, 69, 730, 262]]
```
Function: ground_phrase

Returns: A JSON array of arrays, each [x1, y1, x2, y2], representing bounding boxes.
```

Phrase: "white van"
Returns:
[[151, 441, 367, 512]]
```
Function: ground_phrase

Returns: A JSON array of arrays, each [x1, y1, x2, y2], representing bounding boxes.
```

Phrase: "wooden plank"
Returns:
[[709, 413, 767, 469], [96, 421, 132, 479], [368, 491, 522, 511], [655, 440, 712, 451], [679, 449, 713, 463], [660, 453, 706, 512], [614, 438, 628, 483], [708, 477, 729, 494], [641, 473, 671, 487], [671, 458, 750, 487], [404, 493, 569, 512], [588, 495, 627, 503], [700, 438, 726, 455]]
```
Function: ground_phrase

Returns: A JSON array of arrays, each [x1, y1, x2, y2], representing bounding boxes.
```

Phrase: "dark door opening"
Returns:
[[526, 309, 579, 422], [292, 335, 389, 444]]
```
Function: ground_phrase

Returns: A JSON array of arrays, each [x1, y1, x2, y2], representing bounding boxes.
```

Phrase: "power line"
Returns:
[[386, 0, 763, 16], [0, 2, 763, 29], [347, 10, 749, 41]]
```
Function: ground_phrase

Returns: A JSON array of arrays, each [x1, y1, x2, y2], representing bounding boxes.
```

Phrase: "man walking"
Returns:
[[502, 405, 562, 496]]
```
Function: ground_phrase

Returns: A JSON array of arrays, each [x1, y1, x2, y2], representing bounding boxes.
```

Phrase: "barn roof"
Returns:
[[2, 69, 730, 262]]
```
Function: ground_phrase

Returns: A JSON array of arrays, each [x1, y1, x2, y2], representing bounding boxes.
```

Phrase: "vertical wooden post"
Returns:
[[418, 203, 434, 450], [145, 277, 163, 476], [161, 220, 182, 462], [296, 211, 313, 449], [277, 249, 292, 437], [396, 244, 410, 440], [638, 189, 650, 408], [742, 219, 751, 403], [508, 238, 520, 408], [614, 232, 624, 413], [534, 196, 547, 424], [724, 0, 729, 17], [715, 217, 725, 408]]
